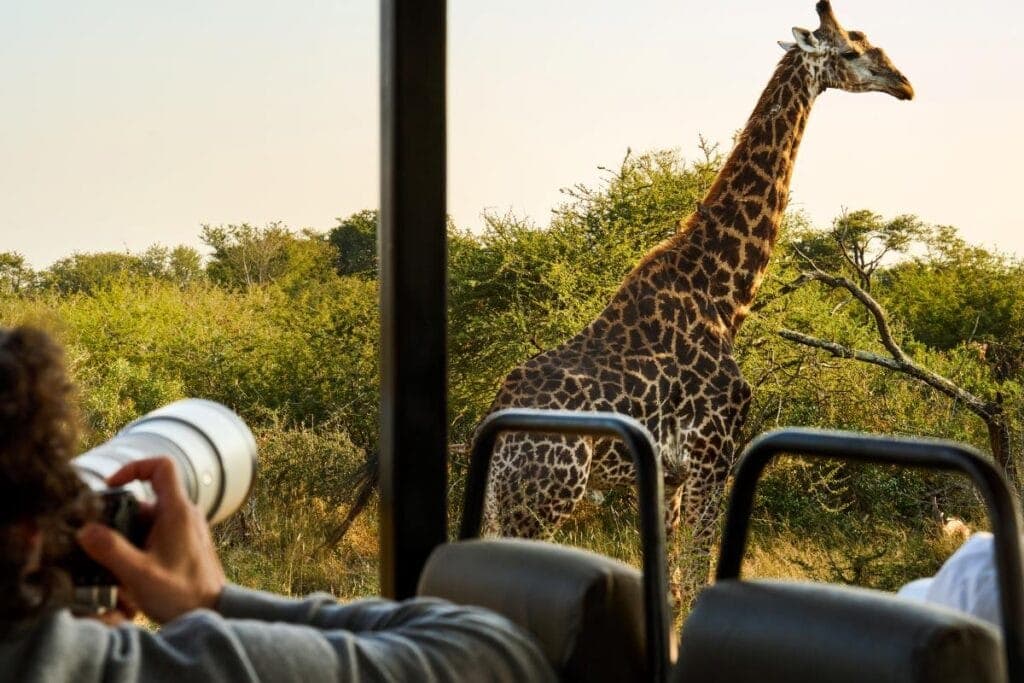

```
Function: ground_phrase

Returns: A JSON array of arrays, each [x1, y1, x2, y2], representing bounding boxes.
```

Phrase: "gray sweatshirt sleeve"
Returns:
[[125, 585, 556, 683], [3, 585, 556, 682]]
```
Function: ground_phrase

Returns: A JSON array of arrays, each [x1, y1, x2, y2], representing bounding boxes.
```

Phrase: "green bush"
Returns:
[[2, 149, 1020, 604]]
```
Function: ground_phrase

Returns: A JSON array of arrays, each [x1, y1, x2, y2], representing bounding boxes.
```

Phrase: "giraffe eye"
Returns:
[[841, 51, 861, 60]]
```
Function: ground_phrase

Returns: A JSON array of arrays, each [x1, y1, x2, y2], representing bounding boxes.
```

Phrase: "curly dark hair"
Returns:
[[0, 326, 97, 622]]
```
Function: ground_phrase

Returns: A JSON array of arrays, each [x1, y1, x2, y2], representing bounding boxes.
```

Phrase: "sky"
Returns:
[[2, 0, 1023, 267]]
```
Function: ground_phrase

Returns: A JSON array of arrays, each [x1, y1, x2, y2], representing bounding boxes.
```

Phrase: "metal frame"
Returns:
[[376, 3, 1024, 678], [716, 427, 1024, 680], [378, 0, 449, 600], [461, 408, 672, 683]]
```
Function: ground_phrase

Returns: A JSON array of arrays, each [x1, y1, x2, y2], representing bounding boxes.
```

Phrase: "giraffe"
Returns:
[[479, 1, 914, 586]]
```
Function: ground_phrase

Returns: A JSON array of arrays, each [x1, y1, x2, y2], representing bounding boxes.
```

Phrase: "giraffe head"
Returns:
[[780, 1, 914, 101]]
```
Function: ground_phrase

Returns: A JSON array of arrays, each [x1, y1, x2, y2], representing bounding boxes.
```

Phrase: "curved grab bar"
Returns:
[[717, 427, 1024, 681], [462, 408, 671, 683]]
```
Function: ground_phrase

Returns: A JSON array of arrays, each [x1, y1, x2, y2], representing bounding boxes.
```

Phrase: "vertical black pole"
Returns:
[[379, 0, 448, 599]]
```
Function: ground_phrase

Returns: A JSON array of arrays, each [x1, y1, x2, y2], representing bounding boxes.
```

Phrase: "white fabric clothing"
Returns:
[[896, 532, 1002, 627]]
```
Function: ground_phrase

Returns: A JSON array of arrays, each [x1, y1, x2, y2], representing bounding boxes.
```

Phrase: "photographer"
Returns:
[[0, 327, 555, 682]]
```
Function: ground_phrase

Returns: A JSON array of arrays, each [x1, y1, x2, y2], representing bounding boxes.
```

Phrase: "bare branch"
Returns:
[[779, 326, 994, 419], [795, 270, 909, 363], [779, 329, 903, 371], [778, 229, 1018, 486], [835, 240, 860, 275]]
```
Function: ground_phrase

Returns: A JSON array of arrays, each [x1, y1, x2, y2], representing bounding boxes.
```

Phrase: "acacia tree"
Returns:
[[0, 252, 34, 295], [202, 223, 336, 290], [778, 221, 1019, 489], [789, 209, 926, 292], [328, 210, 378, 277], [886, 227, 1024, 382], [39, 246, 207, 294]]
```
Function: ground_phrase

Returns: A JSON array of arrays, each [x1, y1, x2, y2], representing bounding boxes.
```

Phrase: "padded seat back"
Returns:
[[418, 538, 646, 683], [674, 579, 1006, 683]]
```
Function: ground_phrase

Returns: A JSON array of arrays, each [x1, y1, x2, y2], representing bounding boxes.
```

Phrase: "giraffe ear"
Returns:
[[778, 41, 797, 51], [791, 27, 820, 53]]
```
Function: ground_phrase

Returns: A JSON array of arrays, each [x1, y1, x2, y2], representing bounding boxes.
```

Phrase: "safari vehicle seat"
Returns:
[[674, 579, 1005, 683], [418, 409, 673, 682], [670, 427, 1023, 683], [418, 538, 647, 683], [411, 409, 675, 679]]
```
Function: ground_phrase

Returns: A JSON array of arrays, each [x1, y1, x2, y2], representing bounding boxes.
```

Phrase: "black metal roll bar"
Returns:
[[378, 0, 449, 600], [461, 408, 672, 683], [716, 428, 1024, 681]]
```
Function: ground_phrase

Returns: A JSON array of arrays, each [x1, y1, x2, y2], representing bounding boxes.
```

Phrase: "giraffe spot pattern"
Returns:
[[477, 20, 913, 593]]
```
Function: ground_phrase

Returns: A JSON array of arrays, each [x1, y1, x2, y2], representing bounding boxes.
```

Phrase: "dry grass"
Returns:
[[218, 495, 381, 601], [744, 521, 970, 592], [220, 441, 976, 625], [222, 506, 968, 615], [222, 494, 968, 606]]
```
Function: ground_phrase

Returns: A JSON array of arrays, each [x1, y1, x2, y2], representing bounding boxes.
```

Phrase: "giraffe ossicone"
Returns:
[[478, 0, 914, 588]]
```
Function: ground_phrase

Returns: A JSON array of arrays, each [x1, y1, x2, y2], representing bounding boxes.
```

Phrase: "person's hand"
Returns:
[[83, 600, 137, 627], [78, 588, 139, 627], [91, 610, 132, 626], [76, 457, 226, 624]]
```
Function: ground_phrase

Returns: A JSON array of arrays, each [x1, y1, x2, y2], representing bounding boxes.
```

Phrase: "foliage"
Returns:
[[202, 223, 336, 291], [2, 144, 1020, 604], [0, 252, 34, 294], [218, 421, 378, 599], [29, 245, 207, 295], [42, 251, 143, 295], [328, 210, 378, 277], [789, 209, 926, 291], [0, 276, 379, 451], [885, 227, 1024, 381]]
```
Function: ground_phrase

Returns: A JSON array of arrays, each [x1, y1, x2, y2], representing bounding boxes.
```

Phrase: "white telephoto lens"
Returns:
[[72, 399, 257, 524]]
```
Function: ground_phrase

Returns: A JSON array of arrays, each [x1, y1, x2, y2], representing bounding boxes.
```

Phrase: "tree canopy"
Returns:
[[3, 144, 1020, 599]]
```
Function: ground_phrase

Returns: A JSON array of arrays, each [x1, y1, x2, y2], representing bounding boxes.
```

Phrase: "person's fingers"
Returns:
[[105, 457, 164, 486], [76, 522, 153, 589], [106, 457, 186, 508], [84, 609, 130, 627], [117, 584, 139, 613], [134, 500, 156, 521], [141, 458, 188, 509], [102, 610, 130, 626], [117, 596, 138, 621]]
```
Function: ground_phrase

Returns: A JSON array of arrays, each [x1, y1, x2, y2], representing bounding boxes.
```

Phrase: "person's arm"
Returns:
[[83, 595, 554, 683], [75, 457, 556, 682], [211, 596, 553, 682]]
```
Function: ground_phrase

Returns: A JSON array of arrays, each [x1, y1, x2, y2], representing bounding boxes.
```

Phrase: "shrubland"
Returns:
[[2, 145, 1022, 608]]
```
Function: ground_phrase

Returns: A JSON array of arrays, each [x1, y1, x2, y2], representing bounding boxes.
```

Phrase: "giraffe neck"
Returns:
[[668, 50, 819, 336]]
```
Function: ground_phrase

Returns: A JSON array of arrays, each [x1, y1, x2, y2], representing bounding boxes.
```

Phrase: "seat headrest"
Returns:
[[675, 579, 1006, 683], [418, 539, 646, 683]]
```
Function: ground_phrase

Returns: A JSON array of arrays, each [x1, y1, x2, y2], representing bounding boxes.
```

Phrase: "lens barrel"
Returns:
[[72, 399, 257, 524]]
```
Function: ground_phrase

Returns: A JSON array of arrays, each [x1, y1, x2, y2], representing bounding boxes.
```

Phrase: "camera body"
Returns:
[[63, 490, 151, 613], [67, 399, 257, 612]]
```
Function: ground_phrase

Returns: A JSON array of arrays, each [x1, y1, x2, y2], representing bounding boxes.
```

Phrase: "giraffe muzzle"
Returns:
[[890, 76, 915, 101]]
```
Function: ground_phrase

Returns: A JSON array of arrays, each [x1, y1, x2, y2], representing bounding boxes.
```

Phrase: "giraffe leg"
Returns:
[[662, 484, 687, 609], [675, 377, 750, 607], [676, 457, 730, 609], [665, 485, 684, 538], [485, 435, 593, 539]]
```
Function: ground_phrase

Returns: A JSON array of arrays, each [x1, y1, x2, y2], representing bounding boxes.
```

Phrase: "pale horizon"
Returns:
[[2, 0, 1023, 268]]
